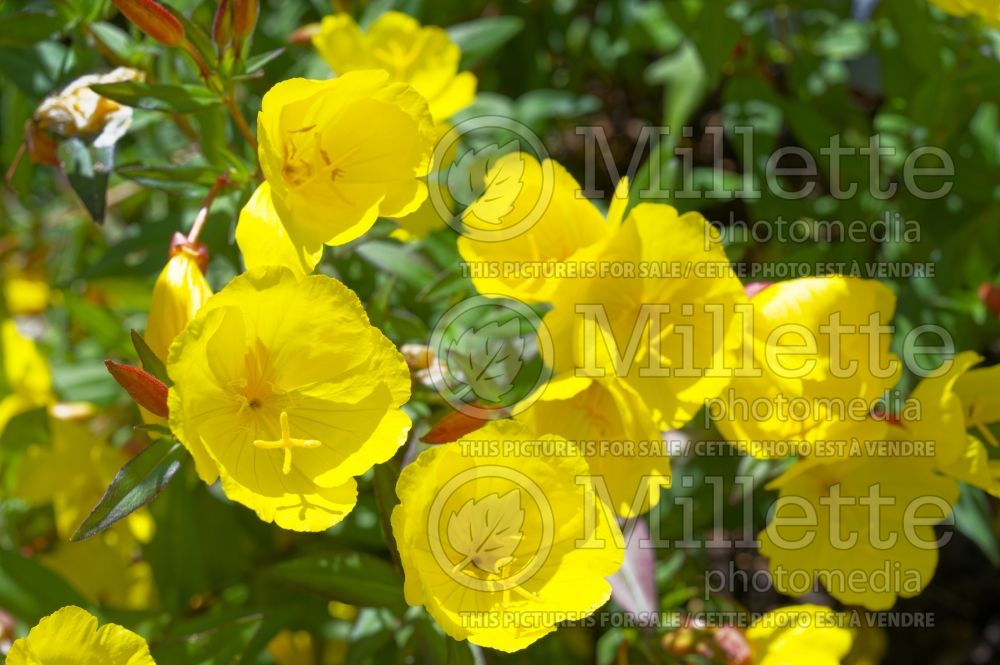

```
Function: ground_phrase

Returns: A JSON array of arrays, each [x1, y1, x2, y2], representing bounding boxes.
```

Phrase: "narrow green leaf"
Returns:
[[448, 17, 524, 69], [89, 82, 221, 114], [355, 240, 437, 288], [71, 438, 186, 541], [373, 461, 402, 568], [266, 551, 406, 610], [117, 164, 222, 191], [242, 47, 285, 75], [58, 138, 112, 223], [162, 4, 216, 68], [0, 12, 65, 47], [131, 329, 169, 384], [954, 484, 1000, 566]]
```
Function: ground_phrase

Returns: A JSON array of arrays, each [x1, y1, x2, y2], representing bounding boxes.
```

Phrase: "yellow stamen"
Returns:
[[253, 410, 321, 474]]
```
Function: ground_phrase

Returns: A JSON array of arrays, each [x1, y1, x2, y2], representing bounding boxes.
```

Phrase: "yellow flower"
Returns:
[[457, 153, 617, 304], [167, 267, 411, 531], [0, 319, 53, 432], [518, 375, 669, 517], [714, 276, 900, 458], [747, 604, 853, 665], [312, 12, 477, 122], [930, 0, 1000, 26], [146, 244, 212, 364], [759, 418, 958, 610], [893, 351, 1000, 495], [391, 420, 624, 652], [40, 534, 155, 611], [236, 182, 321, 277], [17, 416, 153, 543], [543, 200, 747, 429], [7, 606, 154, 664], [243, 70, 435, 275], [955, 358, 1000, 432], [3, 270, 50, 314]]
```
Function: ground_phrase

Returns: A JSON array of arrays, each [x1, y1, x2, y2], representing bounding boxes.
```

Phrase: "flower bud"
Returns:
[[979, 283, 1000, 318], [105, 360, 170, 417], [146, 241, 212, 363], [111, 0, 185, 48], [212, 0, 233, 48], [232, 0, 259, 38]]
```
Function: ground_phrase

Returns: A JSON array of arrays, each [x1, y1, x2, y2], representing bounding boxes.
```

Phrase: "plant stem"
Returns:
[[223, 95, 258, 152], [187, 174, 230, 243]]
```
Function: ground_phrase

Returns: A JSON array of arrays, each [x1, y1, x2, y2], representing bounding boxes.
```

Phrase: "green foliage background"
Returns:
[[0, 0, 999, 663]]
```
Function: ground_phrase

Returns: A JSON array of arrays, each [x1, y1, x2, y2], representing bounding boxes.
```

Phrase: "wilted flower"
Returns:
[[312, 11, 476, 122], [167, 267, 411, 531], [7, 606, 154, 664], [28, 67, 145, 164]]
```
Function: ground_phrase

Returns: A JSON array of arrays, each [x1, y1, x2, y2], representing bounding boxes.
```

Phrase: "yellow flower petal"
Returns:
[[237, 182, 322, 277], [8, 606, 154, 665]]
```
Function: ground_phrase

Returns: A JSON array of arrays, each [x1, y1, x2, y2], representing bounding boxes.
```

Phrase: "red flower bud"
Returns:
[[111, 0, 185, 48], [212, 0, 233, 48], [979, 283, 1000, 318], [105, 360, 170, 417], [169, 232, 209, 273], [232, 0, 259, 38]]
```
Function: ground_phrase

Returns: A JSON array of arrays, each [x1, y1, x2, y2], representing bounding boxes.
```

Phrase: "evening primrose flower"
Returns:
[[543, 200, 747, 429], [392, 420, 624, 652], [518, 375, 669, 517], [167, 267, 411, 531], [746, 604, 853, 665], [759, 418, 958, 610], [457, 153, 617, 304], [930, 0, 1000, 26], [312, 12, 476, 122], [146, 239, 212, 363], [7, 606, 154, 665], [713, 277, 900, 458], [0, 319, 53, 432], [242, 70, 434, 275]]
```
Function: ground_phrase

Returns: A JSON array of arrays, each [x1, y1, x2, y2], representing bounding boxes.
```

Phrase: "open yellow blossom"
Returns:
[[8, 606, 154, 665], [243, 70, 434, 276], [312, 12, 476, 122], [518, 374, 669, 517], [714, 277, 900, 458], [392, 420, 624, 652], [167, 267, 411, 531], [930, 0, 1000, 26], [146, 244, 212, 363], [543, 201, 746, 429], [457, 153, 617, 304], [747, 604, 853, 665], [236, 182, 322, 277], [759, 418, 958, 610], [0, 319, 53, 432]]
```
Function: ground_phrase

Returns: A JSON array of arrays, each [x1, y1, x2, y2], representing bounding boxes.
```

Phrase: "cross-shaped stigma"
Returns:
[[253, 410, 321, 475]]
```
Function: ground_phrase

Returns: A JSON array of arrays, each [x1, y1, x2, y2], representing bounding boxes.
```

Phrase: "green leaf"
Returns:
[[117, 164, 222, 191], [89, 82, 221, 114], [131, 329, 169, 384], [58, 138, 112, 223], [355, 240, 438, 288], [0, 12, 65, 47], [954, 484, 1000, 566], [242, 47, 285, 75], [448, 16, 524, 69], [0, 549, 87, 625], [266, 550, 406, 610], [71, 438, 186, 541], [373, 461, 402, 567], [162, 4, 217, 69]]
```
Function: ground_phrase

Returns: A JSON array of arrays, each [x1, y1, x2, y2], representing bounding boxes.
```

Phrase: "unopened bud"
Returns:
[[212, 0, 233, 48], [289, 23, 321, 45], [105, 360, 170, 417], [111, 0, 185, 47], [146, 243, 212, 362], [232, 0, 259, 38], [979, 283, 1000, 318]]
